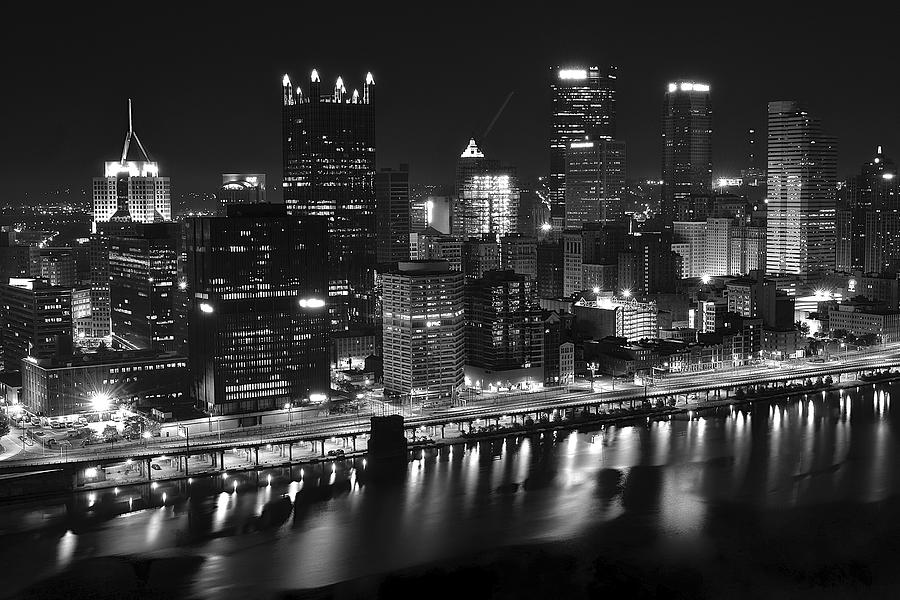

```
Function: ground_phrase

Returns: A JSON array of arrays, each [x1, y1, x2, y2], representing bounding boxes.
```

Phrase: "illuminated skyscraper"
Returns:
[[184, 204, 329, 416], [765, 101, 837, 280], [0, 278, 72, 371], [564, 139, 626, 227], [93, 100, 170, 226], [661, 82, 712, 224], [550, 65, 617, 229], [455, 138, 519, 239], [382, 261, 464, 405], [282, 71, 376, 330]]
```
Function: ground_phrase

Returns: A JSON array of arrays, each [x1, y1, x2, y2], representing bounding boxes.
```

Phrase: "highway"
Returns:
[[2, 344, 899, 472]]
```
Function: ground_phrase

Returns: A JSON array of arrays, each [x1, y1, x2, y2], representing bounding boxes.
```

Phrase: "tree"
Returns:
[[0, 417, 9, 437], [102, 424, 119, 442], [832, 329, 848, 340], [796, 320, 810, 336]]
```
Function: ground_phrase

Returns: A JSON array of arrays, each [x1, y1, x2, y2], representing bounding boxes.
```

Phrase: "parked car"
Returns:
[[326, 449, 345, 457]]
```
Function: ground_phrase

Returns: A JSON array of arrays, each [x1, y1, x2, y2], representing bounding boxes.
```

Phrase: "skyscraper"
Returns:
[[661, 82, 712, 224], [455, 138, 519, 239], [109, 222, 181, 353], [765, 101, 837, 280], [550, 65, 617, 229], [92, 100, 170, 226], [184, 204, 329, 416], [0, 278, 72, 371], [282, 70, 376, 330], [375, 165, 411, 265], [836, 147, 899, 274], [382, 261, 464, 405], [564, 139, 626, 227]]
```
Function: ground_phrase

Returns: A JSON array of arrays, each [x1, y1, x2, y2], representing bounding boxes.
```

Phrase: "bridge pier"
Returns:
[[320, 440, 326, 457]]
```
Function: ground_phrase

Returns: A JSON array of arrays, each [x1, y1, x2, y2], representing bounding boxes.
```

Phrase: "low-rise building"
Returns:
[[20, 350, 188, 418], [828, 302, 900, 343]]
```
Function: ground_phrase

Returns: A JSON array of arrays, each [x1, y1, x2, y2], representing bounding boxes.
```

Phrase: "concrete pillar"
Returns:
[[254, 447, 259, 465], [320, 440, 326, 457], [352, 436, 357, 452], [441, 425, 445, 438], [288, 443, 293, 461], [146, 458, 153, 481]]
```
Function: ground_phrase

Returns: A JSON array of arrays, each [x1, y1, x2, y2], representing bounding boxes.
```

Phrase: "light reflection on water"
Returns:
[[1, 383, 900, 598]]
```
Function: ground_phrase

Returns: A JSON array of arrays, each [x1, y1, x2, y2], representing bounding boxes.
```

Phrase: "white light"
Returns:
[[883, 173, 895, 180], [142, 431, 151, 439], [298, 298, 325, 308], [178, 280, 187, 291], [90, 392, 111, 412], [460, 138, 484, 159], [668, 83, 677, 93], [621, 289, 632, 298], [85, 467, 98, 478], [335, 76, 344, 89], [559, 69, 587, 80], [592, 286, 600, 294], [366, 72, 375, 85], [282, 74, 291, 87], [569, 142, 594, 149], [540, 223, 552, 232], [701, 274, 711, 285], [199, 302, 214, 314], [311, 69, 320, 83], [310, 393, 327, 403]]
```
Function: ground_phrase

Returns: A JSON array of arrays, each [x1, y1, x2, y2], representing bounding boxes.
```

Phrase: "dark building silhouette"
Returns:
[[184, 204, 329, 416], [375, 165, 410, 265], [218, 174, 266, 215], [282, 70, 376, 330], [0, 278, 72, 371], [661, 81, 712, 224]]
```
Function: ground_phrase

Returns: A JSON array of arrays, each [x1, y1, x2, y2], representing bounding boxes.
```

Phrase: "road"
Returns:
[[2, 345, 898, 471]]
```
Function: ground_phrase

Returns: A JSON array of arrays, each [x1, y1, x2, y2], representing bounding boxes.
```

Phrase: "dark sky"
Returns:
[[3, 3, 898, 202]]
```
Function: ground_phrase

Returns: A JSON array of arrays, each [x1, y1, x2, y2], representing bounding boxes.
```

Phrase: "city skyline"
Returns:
[[3, 5, 899, 201]]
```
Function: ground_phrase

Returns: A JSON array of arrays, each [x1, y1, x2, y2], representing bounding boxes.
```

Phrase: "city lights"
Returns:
[[90, 392, 111, 412], [298, 298, 326, 308]]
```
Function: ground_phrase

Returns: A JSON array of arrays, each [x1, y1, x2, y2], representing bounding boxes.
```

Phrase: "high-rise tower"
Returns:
[[550, 66, 617, 230], [765, 101, 837, 280], [661, 81, 712, 224], [455, 138, 519, 239], [282, 71, 376, 330], [93, 100, 170, 226]]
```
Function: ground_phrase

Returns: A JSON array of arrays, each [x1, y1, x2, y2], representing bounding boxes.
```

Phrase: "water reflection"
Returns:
[[2, 383, 900, 598]]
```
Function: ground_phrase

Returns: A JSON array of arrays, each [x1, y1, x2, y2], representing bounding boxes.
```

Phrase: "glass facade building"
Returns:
[[550, 65, 617, 229], [564, 139, 626, 227], [661, 82, 713, 224], [455, 138, 519, 239], [282, 71, 376, 330], [184, 205, 329, 416]]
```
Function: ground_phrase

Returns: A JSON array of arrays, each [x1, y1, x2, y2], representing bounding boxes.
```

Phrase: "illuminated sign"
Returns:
[[569, 142, 595, 149], [668, 82, 710, 92], [104, 161, 160, 177]]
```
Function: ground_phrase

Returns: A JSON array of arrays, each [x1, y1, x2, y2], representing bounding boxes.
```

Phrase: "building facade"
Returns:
[[456, 138, 519, 239], [661, 82, 712, 224], [0, 279, 72, 371], [382, 261, 464, 404], [765, 101, 837, 280], [282, 71, 376, 330], [564, 139, 626, 228]]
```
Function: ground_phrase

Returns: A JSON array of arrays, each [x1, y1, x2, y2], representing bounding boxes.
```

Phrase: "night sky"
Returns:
[[3, 3, 898, 202]]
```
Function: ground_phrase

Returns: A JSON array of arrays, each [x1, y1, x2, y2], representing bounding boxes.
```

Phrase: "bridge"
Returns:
[[1, 351, 899, 497]]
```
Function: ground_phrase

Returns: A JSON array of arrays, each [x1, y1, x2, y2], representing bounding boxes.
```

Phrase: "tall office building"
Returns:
[[93, 101, 170, 226], [550, 65, 617, 229], [382, 261, 465, 404], [564, 139, 626, 227], [218, 174, 266, 215], [109, 222, 181, 352], [29, 247, 76, 287], [0, 279, 72, 371], [836, 147, 899, 274], [465, 270, 543, 375], [765, 101, 837, 280], [455, 138, 519, 239], [661, 82, 712, 224], [184, 205, 329, 416], [282, 71, 376, 330], [500, 234, 538, 280], [375, 165, 411, 265]]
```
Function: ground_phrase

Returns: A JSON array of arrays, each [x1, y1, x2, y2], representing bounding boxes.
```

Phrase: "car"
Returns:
[[65, 422, 75, 429], [150, 463, 162, 471], [33, 431, 45, 437], [50, 422, 63, 429], [326, 449, 345, 457]]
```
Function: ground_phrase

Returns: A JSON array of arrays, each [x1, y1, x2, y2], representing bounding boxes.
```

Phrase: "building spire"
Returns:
[[120, 99, 151, 163], [364, 71, 374, 104], [282, 74, 295, 106]]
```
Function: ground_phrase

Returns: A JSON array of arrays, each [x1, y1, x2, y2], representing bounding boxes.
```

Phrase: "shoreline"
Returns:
[[2, 372, 899, 505]]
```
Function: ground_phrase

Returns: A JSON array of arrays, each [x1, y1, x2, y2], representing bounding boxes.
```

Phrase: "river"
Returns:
[[3, 383, 900, 599]]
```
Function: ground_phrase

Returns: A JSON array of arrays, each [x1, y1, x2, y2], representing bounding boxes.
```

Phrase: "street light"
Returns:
[[284, 402, 293, 423]]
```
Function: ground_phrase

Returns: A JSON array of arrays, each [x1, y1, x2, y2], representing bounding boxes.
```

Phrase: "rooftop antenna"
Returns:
[[120, 99, 151, 163]]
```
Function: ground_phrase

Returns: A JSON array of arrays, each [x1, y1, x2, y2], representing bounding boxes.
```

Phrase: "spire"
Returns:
[[311, 69, 320, 83], [878, 145, 883, 155], [120, 99, 151, 163], [460, 137, 484, 159], [364, 71, 374, 104], [282, 74, 294, 106], [352, 89, 359, 103], [335, 76, 344, 102]]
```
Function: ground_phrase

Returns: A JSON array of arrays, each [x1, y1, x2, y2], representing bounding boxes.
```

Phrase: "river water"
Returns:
[[4, 383, 900, 599]]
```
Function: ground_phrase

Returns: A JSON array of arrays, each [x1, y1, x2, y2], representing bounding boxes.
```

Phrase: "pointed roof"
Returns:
[[460, 137, 484, 159]]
